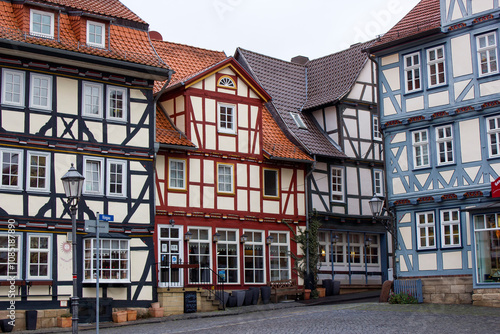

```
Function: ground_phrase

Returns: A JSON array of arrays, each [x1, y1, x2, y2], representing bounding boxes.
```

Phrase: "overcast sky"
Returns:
[[120, 0, 421, 61]]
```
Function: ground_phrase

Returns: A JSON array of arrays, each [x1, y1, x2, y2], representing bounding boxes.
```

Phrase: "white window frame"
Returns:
[[215, 229, 239, 284], [374, 170, 383, 197], [263, 168, 279, 198], [269, 231, 290, 281], [477, 31, 498, 76], [404, 52, 421, 93], [436, 125, 454, 165], [82, 82, 103, 118], [26, 151, 50, 192], [217, 103, 236, 134], [30, 9, 54, 39], [416, 211, 436, 250], [217, 163, 234, 194], [29, 73, 52, 110], [83, 238, 130, 283], [427, 46, 446, 87], [168, 158, 186, 191], [373, 116, 381, 141], [487, 115, 500, 157], [0, 148, 23, 190], [83, 156, 104, 195], [243, 230, 265, 284], [27, 234, 51, 280], [106, 86, 127, 121], [440, 209, 461, 248], [0, 233, 22, 280], [290, 112, 307, 129], [87, 21, 105, 48], [2, 69, 25, 107], [187, 227, 212, 284], [412, 129, 430, 168], [107, 159, 126, 197], [330, 167, 344, 202]]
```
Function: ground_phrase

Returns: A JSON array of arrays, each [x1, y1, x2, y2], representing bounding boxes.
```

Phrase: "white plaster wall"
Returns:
[[313, 172, 329, 192], [217, 197, 234, 211], [451, 34, 473, 77], [219, 135, 236, 152], [391, 132, 406, 144], [189, 158, 200, 183], [297, 193, 305, 216], [400, 226, 413, 250], [84, 201, 104, 220], [442, 251, 463, 270], [325, 106, 338, 132], [382, 67, 400, 91], [264, 200, 280, 214], [129, 204, 150, 224], [127, 128, 149, 148], [236, 163, 247, 187], [57, 235, 72, 281], [249, 165, 260, 188], [191, 96, 203, 122], [131, 251, 149, 281], [348, 83, 363, 100], [30, 114, 50, 135], [189, 185, 201, 208], [346, 167, 359, 196], [204, 186, 214, 209], [418, 253, 438, 271], [131, 285, 152, 300], [237, 78, 249, 97], [347, 198, 360, 215], [57, 77, 78, 115], [251, 106, 259, 129], [381, 53, 399, 66], [156, 155, 165, 180], [392, 177, 406, 195], [205, 99, 216, 123], [459, 118, 482, 163], [398, 146, 409, 172], [108, 202, 128, 223], [480, 79, 500, 97], [383, 97, 397, 116], [130, 89, 145, 100], [297, 169, 305, 192], [2, 110, 24, 133], [472, 0, 494, 14], [358, 110, 371, 140], [238, 104, 249, 128], [238, 129, 249, 154], [205, 75, 216, 91], [428, 91, 450, 107], [131, 175, 148, 200], [130, 102, 147, 125], [107, 124, 126, 145], [205, 125, 216, 150], [204, 160, 214, 184], [359, 168, 372, 196], [249, 190, 260, 212], [454, 79, 471, 100], [107, 288, 127, 300], [406, 96, 424, 112], [237, 189, 248, 211]]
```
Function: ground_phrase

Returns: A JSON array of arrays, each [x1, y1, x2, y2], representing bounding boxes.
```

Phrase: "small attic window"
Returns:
[[30, 9, 54, 39], [87, 21, 105, 48], [217, 75, 236, 89], [290, 112, 307, 129]]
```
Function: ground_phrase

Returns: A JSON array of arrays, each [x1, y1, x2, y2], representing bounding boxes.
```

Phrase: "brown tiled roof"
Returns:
[[370, 0, 441, 51], [236, 48, 349, 158], [262, 106, 313, 162], [156, 107, 195, 148], [0, 1, 169, 71], [151, 40, 227, 92]]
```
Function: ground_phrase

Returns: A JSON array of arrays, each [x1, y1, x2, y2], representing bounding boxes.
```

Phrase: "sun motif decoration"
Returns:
[[218, 76, 236, 89]]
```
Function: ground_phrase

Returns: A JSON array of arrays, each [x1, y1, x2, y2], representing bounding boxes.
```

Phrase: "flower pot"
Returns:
[[150, 302, 160, 309], [233, 290, 245, 307], [316, 287, 326, 298], [0, 319, 14, 332], [25, 310, 38, 330], [149, 307, 164, 318], [260, 286, 271, 304], [244, 289, 253, 306], [249, 287, 260, 305], [127, 310, 137, 321], [304, 289, 311, 300], [112, 311, 127, 323], [227, 295, 237, 307], [57, 317, 72, 328]]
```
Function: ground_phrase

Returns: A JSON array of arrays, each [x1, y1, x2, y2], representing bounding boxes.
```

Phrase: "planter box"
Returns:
[[316, 287, 326, 298], [149, 307, 164, 318], [127, 310, 137, 321], [57, 317, 72, 328], [112, 311, 127, 323], [150, 302, 160, 309]]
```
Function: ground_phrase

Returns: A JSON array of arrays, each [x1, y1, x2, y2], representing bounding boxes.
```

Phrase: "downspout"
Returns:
[[304, 155, 317, 279]]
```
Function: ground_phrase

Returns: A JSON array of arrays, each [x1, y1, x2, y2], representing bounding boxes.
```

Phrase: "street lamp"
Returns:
[[61, 164, 85, 334]]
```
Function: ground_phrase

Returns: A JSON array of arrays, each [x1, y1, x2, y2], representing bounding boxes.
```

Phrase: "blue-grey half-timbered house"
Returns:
[[368, 0, 500, 306], [0, 0, 172, 327]]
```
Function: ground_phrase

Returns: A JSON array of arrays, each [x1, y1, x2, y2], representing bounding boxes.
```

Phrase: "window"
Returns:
[[263, 168, 279, 198], [2, 69, 25, 107], [331, 167, 344, 202], [290, 112, 307, 129], [365, 235, 379, 264], [0, 233, 21, 279], [373, 116, 381, 141], [413, 129, 430, 168], [27, 234, 50, 279], [473, 214, 500, 284], [217, 163, 234, 194], [269, 232, 290, 281], [83, 157, 103, 195], [416, 211, 436, 250], [374, 170, 383, 196], [87, 21, 105, 48], [168, 159, 186, 190], [441, 209, 461, 248], [29, 73, 52, 110], [27, 151, 50, 192], [427, 46, 446, 87], [349, 234, 362, 264], [216, 229, 239, 284], [487, 116, 500, 157], [243, 230, 265, 284], [30, 9, 54, 38], [84, 238, 129, 282], [318, 232, 346, 264], [107, 86, 127, 121], [1, 149, 23, 190], [404, 52, 421, 93], [217, 76, 236, 89], [436, 125, 454, 165], [83, 82, 103, 118], [188, 228, 211, 284], [158, 226, 182, 287], [218, 103, 236, 134], [107, 159, 126, 197], [477, 32, 498, 76]]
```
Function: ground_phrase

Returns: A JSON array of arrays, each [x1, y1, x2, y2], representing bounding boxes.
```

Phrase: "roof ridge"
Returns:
[[237, 47, 306, 68], [152, 39, 226, 56]]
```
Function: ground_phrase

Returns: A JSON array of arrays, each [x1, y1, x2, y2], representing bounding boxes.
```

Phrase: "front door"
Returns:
[[158, 225, 183, 287]]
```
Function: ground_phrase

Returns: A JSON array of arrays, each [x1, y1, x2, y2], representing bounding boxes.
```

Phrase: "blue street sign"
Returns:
[[99, 214, 114, 222]]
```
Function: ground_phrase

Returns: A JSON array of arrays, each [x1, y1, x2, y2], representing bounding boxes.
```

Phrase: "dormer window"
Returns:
[[87, 21, 105, 48], [217, 75, 236, 89], [290, 112, 307, 129], [30, 9, 54, 39]]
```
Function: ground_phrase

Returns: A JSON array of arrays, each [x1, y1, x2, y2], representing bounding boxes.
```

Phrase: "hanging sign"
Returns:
[[492, 177, 500, 198]]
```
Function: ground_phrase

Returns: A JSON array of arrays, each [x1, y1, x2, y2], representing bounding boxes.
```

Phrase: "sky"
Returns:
[[120, 0, 421, 61]]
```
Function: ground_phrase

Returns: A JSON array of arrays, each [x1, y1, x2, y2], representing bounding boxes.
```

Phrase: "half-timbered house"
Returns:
[[368, 0, 500, 306], [151, 38, 313, 309], [235, 42, 388, 288], [0, 0, 172, 325]]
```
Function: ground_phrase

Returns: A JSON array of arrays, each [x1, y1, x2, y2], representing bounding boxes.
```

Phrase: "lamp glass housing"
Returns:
[[61, 164, 85, 200]]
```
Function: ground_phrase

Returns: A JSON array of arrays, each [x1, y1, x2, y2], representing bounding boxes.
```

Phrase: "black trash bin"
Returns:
[[25, 310, 37, 330], [0, 319, 14, 332], [322, 279, 334, 296]]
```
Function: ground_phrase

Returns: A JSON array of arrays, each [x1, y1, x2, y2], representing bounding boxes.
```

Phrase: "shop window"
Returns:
[[243, 230, 265, 284], [474, 214, 500, 284], [188, 228, 211, 284], [216, 229, 239, 284], [83, 238, 129, 282], [269, 231, 289, 281]]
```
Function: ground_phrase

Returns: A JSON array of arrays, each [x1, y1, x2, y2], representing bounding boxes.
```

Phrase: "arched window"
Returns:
[[218, 76, 236, 89]]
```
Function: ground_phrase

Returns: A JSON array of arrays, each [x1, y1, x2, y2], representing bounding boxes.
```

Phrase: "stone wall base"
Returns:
[[472, 288, 500, 308], [157, 287, 220, 315], [418, 276, 473, 304], [0, 309, 68, 332]]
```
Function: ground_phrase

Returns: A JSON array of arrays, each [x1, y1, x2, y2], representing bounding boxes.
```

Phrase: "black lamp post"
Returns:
[[61, 164, 85, 334]]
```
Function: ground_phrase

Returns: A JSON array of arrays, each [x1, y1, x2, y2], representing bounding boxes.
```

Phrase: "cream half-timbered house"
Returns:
[[368, 0, 500, 306], [236, 42, 388, 288], [0, 0, 171, 323], [152, 40, 312, 295]]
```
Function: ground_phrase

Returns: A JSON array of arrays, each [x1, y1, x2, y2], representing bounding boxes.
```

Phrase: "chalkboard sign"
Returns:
[[184, 291, 197, 313]]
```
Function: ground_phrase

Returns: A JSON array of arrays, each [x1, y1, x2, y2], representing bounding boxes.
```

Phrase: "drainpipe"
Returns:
[[304, 155, 317, 279]]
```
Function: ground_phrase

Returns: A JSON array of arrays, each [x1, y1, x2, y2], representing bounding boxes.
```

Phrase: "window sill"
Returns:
[[82, 282, 130, 287], [106, 117, 127, 124], [441, 245, 463, 251], [263, 195, 280, 201], [167, 188, 188, 193], [436, 162, 456, 168], [0, 187, 23, 192], [29, 107, 52, 113], [412, 165, 432, 171], [26, 280, 53, 286], [0, 280, 25, 286], [217, 192, 235, 197], [403, 89, 423, 97], [427, 83, 448, 91], [416, 247, 437, 252], [217, 131, 237, 136], [477, 71, 500, 80]]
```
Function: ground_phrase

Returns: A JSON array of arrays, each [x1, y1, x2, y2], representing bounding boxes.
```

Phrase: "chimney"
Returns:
[[291, 55, 309, 65], [149, 31, 163, 41]]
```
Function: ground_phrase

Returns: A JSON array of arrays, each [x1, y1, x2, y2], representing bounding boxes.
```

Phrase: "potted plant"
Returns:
[[112, 311, 127, 323], [57, 312, 72, 328], [127, 309, 137, 321], [303, 289, 311, 300]]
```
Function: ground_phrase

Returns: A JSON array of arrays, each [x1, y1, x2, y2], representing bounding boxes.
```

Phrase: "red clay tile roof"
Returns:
[[0, 1, 169, 71], [156, 107, 195, 148], [370, 0, 441, 51], [151, 40, 227, 92]]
